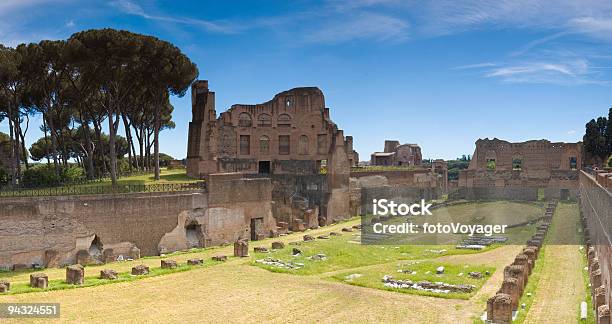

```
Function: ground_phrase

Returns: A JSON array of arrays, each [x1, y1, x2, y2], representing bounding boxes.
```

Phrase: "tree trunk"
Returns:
[[19, 115, 29, 170], [154, 110, 160, 180], [82, 121, 95, 180], [7, 110, 16, 186], [121, 114, 134, 172], [42, 115, 51, 166], [108, 113, 117, 186], [46, 113, 60, 177]]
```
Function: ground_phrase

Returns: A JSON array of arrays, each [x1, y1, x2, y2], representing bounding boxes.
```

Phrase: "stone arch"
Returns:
[[278, 114, 292, 127], [89, 235, 103, 260], [238, 112, 252, 127], [258, 113, 271, 127], [485, 150, 497, 170], [512, 154, 523, 170]]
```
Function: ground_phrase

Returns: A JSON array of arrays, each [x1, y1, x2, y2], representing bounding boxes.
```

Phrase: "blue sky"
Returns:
[[1, 0, 612, 160]]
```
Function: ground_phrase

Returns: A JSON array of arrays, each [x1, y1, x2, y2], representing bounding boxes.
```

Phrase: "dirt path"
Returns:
[[523, 203, 585, 324]]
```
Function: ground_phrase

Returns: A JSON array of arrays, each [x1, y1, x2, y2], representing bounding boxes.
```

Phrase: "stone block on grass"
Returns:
[[66, 264, 85, 285], [100, 269, 118, 280], [161, 260, 178, 269], [131, 265, 149, 275], [30, 273, 48, 288]]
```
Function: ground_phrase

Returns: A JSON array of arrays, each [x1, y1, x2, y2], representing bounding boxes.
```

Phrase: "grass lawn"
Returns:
[[330, 260, 495, 299], [251, 201, 544, 300]]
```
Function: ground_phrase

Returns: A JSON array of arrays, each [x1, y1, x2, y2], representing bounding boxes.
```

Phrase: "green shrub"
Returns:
[[21, 165, 85, 187], [22, 165, 61, 187], [62, 165, 85, 182]]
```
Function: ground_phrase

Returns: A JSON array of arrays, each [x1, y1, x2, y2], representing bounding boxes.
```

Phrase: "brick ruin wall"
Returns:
[[457, 139, 582, 201], [579, 171, 612, 311], [0, 176, 274, 270]]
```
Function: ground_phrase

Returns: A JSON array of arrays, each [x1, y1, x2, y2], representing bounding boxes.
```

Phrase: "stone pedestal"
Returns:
[[277, 222, 289, 234], [504, 265, 527, 295], [304, 207, 319, 229], [212, 255, 228, 262], [66, 264, 84, 285], [131, 265, 149, 275], [30, 273, 48, 289], [0, 284, 7, 293], [187, 259, 203, 265], [161, 260, 177, 269], [271, 241, 285, 249], [513, 254, 531, 275], [500, 278, 520, 310], [594, 286, 607, 311], [0, 280, 10, 292], [100, 269, 118, 280], [487, 293, 512, 323], [592, 269, 603, 288], [234, 240, 249, 257], [291, 219, 305, 232]]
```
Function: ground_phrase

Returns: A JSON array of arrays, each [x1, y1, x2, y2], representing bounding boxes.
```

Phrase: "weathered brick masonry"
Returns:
[[0, 176, 274, 270]]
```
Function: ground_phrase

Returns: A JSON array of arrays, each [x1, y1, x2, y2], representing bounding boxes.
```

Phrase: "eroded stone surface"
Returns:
[[131, 265, 149, 276], [66, 264, 84, 285]]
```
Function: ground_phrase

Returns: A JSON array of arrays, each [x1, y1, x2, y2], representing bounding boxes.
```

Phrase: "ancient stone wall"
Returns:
[[579, 171, 612, 312], [449, 187, 538, 201], [0, 175, 275, 270]]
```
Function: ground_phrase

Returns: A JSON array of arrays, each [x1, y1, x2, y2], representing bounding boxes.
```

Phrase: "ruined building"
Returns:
[[457, 138, 582, 200], [370, 140, 422, 166], [186, 80, 358, 178], [187, 81, 356, 230]]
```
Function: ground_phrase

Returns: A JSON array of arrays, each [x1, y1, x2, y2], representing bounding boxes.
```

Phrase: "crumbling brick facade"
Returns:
[[186, 80, 358, 178], [458, 138, 582, 200]]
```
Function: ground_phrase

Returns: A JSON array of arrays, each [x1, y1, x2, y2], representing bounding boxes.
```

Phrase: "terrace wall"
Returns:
[[0, 176, 274, 270], [579, 171, 612, 311]]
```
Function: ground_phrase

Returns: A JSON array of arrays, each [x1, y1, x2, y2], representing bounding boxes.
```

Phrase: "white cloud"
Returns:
[[453, 62, 497, 69], [457, 58, 607, 85], [303, 12, 409, 43], [568, 17, 612, 40], [65, 20, 75, 28], [567, 130, 577, 135], [110, 0, 239, 34]]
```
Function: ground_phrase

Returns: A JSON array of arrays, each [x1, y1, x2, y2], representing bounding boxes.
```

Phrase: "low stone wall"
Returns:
[[579, 171, 612, 318], [0, 191, 205, 269], [449, 186, 538, 201]]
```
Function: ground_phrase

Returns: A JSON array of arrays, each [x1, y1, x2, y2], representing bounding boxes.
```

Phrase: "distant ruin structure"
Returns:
[[370, 140, 422, 166], [457, 138, 582, 200]]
